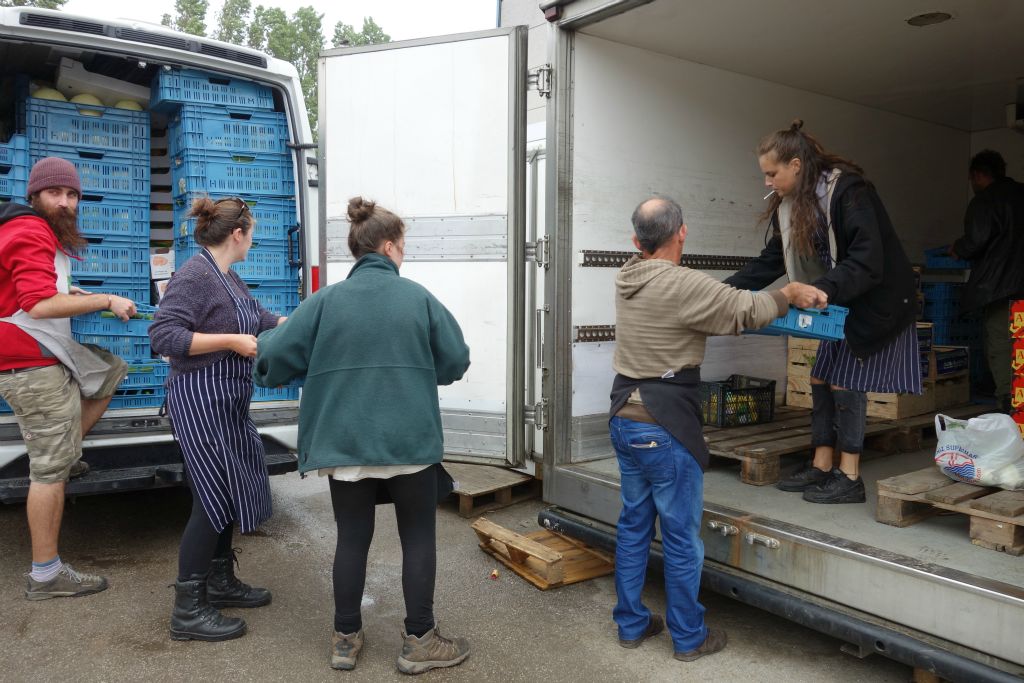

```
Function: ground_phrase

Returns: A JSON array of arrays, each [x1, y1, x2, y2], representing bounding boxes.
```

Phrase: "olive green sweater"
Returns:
[[253, 254, 470, 473], [614, 255, 787, 379]]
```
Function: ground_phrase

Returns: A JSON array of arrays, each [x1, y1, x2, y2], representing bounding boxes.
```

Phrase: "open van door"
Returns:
[[319, 27, 529, 467]]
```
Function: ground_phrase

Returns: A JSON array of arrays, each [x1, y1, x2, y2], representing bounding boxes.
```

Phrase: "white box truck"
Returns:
[[0, 7, 322, 500], [319, 2, 1024, 680]]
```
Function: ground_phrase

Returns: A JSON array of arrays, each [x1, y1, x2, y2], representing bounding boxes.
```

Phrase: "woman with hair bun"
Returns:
[[254, 196, 471, 674], [725, 120, 921, 504], [149, 197, 287, 642]]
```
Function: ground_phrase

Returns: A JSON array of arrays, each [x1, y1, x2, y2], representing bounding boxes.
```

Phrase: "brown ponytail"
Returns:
[[191, 196, 255, 247], [757, 120, 864, 257], [347, 196, 405, 259]]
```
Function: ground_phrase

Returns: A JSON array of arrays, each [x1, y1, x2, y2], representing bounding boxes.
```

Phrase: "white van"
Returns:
[[0, 7, 321, 500]]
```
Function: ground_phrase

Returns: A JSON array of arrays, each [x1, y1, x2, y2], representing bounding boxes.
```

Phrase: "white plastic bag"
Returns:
[[934, 413, 1024, 490]]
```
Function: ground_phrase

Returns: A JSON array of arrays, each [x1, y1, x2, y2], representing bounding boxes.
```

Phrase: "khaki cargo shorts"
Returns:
[[0, 346, 128, 484]]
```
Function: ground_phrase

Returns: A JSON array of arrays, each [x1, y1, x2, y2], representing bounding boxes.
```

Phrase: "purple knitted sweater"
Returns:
[[149, 253, 280, 377]]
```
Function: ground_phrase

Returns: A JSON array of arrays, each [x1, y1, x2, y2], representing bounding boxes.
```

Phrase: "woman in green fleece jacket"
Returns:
[[253, 197, 471, 674]]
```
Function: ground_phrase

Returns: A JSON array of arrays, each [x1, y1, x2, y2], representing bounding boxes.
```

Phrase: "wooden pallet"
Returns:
[[876, 466, 1024, 556], [704, 403, 987, 486], [445, 463, 540, 518], [471, 517, 615, 590]]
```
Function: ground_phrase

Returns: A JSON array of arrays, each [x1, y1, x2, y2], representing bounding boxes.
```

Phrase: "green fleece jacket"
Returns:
[[253, 253, 470, 473]]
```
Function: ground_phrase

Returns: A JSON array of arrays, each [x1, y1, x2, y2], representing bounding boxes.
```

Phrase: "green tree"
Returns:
[[332, 16, 390, 48], [0, 0, 68, 8], [161, 0, 209, 37], [214, 0, 250, 45]]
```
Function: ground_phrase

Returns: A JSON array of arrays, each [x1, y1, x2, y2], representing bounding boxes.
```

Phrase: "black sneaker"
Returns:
[[802, 469, 866, 504], [776, 462, 831, 492]]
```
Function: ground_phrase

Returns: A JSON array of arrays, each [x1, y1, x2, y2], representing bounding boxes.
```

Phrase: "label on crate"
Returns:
[[1014, 339, 1024, 372], [1014, 377, 1024, 410], [1011, 300, 1024, 339]]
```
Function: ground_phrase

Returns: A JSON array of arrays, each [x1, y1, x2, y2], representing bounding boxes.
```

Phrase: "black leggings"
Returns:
[[329, 466, 437, 637], [178, 473, 234, 581]]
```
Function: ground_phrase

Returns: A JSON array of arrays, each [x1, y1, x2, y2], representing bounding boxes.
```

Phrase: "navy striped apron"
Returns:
[[167, 250, 271, 533], [809, 210, 923, 395]]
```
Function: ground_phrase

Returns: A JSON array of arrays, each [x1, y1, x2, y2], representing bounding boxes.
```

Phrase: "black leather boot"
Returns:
[[207, 552, 272, 609], [170, 576, 247, 642]]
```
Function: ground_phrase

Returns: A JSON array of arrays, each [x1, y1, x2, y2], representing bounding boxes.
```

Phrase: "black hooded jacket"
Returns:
[[0, 201, 37, 229], [953, 176, 1024, 313], [724, 173, 916, 359]]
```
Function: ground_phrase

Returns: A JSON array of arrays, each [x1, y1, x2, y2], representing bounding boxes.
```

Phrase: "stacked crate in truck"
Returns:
[[0, 127, 28, 413], [154, 68, 300, 402], [921, 281, 986, 390]]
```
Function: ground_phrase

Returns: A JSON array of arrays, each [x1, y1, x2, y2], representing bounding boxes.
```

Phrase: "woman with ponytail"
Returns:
[[254, 197, 472, 674], [725, 120, 921, 504], [149, 197, 287, 641]]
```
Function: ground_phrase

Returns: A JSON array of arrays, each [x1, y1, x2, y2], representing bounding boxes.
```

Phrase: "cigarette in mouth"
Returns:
[[763, 190, 776, 200]]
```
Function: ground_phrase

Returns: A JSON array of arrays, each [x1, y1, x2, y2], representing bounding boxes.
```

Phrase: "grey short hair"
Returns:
[[631, 196, 684, 253]]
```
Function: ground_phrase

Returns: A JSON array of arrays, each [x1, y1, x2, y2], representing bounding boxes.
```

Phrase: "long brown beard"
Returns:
[[30, 198, 87, 254]]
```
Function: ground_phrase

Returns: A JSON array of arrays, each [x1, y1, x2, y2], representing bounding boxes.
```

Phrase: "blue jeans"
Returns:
[[610, 416, 707, 653]]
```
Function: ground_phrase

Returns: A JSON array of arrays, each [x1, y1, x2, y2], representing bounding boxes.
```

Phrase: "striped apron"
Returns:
[[167, 250, 271, 533]]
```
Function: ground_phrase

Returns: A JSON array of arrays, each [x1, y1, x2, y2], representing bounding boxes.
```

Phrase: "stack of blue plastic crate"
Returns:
[[921, 282, 986, 385], [155, 68, 300, 402], [25, 96, 152, 303]]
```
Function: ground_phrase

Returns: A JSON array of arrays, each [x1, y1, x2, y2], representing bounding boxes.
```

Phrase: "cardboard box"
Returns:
[[153, 279, 171, 302], [149, 248, 175, 280], [1012, 300, 1024, 339]]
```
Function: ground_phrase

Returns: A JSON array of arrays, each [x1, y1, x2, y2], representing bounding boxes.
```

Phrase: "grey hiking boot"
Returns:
[[396, 625, 470, 675], [331, 629, 365, 670], [619, 614, 664, 648], [674, 627, 728, 662], [25, 563, 108, 601]]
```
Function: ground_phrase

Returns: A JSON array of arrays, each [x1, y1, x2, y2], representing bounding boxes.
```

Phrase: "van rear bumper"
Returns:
[[0, 437, 297, 504]]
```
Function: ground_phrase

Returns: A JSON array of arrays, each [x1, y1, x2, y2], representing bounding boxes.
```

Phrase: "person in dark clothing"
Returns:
[[149, 197, 286, 642], [725, 120, 921, 504], [254, 197, 472, 675], [951, 150, 1024, 410]]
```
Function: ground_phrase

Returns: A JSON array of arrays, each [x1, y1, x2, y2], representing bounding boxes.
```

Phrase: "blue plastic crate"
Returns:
[[78, 194, 149, 241], [72, 241, 149, 280], [175, 237, 297, 281], [0, 162, 27, 199], [108, 388, 165, 410], [246, 280, 300, 313], [120, 360, 170, 389], [72, 304, 158, 337], [748, 305, 848, 341], [26, 98, 149, 157], [172, 149, 294, 197], [73, 333, 152, 360], [0, 396, 11, 414], [173, 194, 296, 243], [921, 282, 962, 301], [252, 385, 299, 402], [30, 151, 149, 197], [71, 275, 149, 304], [153, 68, 274, 111], [0, 134, 29, 167], [924, 246, 969, 270], [170, 105, 290, 155]]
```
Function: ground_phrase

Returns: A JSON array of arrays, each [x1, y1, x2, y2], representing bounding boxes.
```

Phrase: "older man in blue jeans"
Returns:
[[608, 195, 821, 662]]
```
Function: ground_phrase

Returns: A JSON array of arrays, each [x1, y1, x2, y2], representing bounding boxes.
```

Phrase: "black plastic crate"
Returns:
[[700, 374, 776, 427]]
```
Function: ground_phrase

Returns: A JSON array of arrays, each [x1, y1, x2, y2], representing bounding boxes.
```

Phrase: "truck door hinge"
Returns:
[[526, 398, 548, 430], [527, 65, 552, 99], [526, 235, 549, 267]]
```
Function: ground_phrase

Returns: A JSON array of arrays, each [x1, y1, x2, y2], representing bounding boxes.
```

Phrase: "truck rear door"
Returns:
[[319, 27, 529, 467]]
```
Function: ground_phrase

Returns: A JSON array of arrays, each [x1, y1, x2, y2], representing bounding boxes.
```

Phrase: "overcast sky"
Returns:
[[61, 0, 498, 42]]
